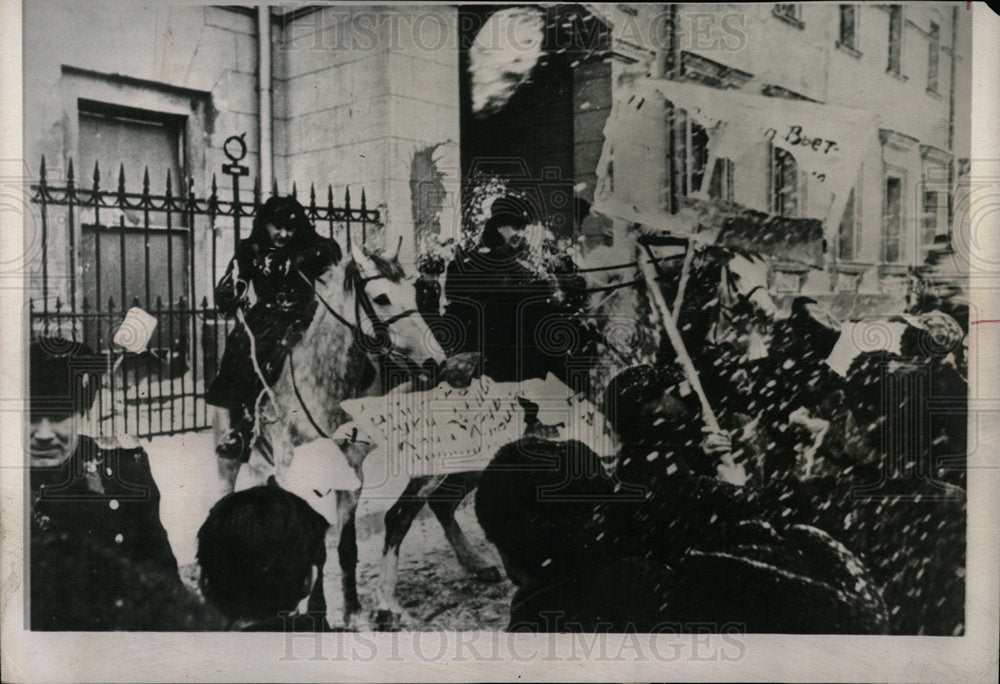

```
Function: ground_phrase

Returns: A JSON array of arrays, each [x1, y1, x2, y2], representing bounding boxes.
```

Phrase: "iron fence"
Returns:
[[29, 134, 380, 438]]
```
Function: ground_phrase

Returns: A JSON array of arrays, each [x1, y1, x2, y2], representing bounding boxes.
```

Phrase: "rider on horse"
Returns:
[[205, 195, 342, 465], [443, 195, 593, 385]]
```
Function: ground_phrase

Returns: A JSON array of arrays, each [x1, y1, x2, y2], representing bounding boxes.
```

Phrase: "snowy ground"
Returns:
[[144, 430, 513, 630]]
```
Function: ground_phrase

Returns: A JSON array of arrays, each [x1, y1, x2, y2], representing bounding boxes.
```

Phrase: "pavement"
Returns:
[[143, 430, 511, 630]]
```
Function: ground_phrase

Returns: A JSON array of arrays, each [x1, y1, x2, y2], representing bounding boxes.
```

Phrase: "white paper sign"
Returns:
[[285, 437, 362, 524], [340, 374, 615, 476], [113, 307, 158, 353], [595, 77, 880, 234]]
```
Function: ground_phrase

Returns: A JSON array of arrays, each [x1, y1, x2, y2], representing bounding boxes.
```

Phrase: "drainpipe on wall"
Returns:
[[661, 3, 678, 215], [946, 5, 958, 238], [258, 5, 273, 192]]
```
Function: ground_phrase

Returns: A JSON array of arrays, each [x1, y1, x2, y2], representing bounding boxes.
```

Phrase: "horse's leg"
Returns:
[[334, 488, 366, 630], [212, 406, 241, 498], [374, 475, 442, 631], [305, 534, 328, 622], [427, 472, 501, 583], [315, 496, 347, 630]]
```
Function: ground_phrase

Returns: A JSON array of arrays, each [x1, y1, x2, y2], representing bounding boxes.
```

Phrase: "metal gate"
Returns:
[[29, 134, 380, 438]]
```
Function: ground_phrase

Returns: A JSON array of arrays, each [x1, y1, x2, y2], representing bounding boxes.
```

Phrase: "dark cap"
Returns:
[[29, 337, 102, 418], [602, 364, 695, 437], [485, 196, 535, 231], [482, 195, 537, 249]]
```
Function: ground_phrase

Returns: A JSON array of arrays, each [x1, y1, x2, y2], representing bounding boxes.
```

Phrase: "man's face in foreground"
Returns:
[[29, 411, 81, 468]]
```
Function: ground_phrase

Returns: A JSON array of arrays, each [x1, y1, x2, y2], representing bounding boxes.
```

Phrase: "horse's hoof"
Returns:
[[345, 612, 370, 632], [374, 609, 403, 632], [475, 566, 503, 583]]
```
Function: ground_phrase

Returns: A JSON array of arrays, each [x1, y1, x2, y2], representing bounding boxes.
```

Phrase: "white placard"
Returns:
[[340, 374, 615, 476]]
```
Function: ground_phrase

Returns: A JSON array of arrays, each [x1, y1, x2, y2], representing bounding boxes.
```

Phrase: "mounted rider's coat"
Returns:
[[205, 222, 340, 411], [443, 241, 589, 384]]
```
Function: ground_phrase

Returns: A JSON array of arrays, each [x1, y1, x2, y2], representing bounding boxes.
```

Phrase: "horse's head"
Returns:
[[721, 251, 777, 320], [342, 240, 446, 372], [711, 249, 776, 360]]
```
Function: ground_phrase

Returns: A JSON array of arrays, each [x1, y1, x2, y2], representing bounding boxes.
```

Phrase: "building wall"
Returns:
[[23, 2, 970, 310], [22, 3, 261, 307], [672, 2, 968, 304], [574, 59, 614, 239], [678, 3, 957, 150], [274, 6, 461, 267], [24, 3, 465, 300]]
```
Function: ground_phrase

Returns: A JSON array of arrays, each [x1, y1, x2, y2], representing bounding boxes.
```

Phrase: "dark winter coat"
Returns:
[[205, 230, 340, 408], [31, 436, 178, 578], [507, 557, 675, 633], [442, 243, 582, 383]]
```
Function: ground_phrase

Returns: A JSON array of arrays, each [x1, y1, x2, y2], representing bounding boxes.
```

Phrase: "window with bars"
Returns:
[[683, 120, 734, 202], [771, 146, 800, 217], [78, 101, 190, 318], [838, 5, 859, 51], [927, 21, 941, 93], [883, 175, 903, 263], [887, 5, 903, 75], [838, 187, 860, 261], [79, 100, 185, 193]]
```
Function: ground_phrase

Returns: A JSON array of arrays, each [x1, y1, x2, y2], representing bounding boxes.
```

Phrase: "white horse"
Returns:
[[366, 241, 779, 630], [214, 239, 447, 629]]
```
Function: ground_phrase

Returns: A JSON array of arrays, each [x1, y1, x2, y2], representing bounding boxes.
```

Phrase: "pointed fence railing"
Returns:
[[28, 142, 379, 438]]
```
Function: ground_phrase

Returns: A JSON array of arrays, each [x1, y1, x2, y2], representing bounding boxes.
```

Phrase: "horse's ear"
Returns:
[[350, 240, 368, 267], [388, 235, 403, 262]]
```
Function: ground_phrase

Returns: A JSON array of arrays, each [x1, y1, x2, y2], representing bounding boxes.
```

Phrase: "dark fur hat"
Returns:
[[29, 337, 102, 418], [482, 196, 535, 248]]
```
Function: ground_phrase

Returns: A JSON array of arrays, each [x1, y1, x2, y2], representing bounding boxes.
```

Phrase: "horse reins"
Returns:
[[286, 266, 423, 439], [351, 273, 421, 356], [287, 347, 331, 440], [298, 268, 419, 361]]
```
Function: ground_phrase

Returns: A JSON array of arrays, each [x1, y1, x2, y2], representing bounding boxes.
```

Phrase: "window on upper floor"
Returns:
[[838, 5, 859, 52], [927, 21, 941, 94], [921, 188, 944, 252], [887, 5, 903, 75], [773, 4, 804, 28], [681, 120, 734, 203]]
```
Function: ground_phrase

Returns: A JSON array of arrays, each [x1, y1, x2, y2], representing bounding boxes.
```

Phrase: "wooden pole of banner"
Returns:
[[639, 243, 719, 431], [673, 238, 696, 315], [638, 243, 746, 485], [690, 150, 717, 202]]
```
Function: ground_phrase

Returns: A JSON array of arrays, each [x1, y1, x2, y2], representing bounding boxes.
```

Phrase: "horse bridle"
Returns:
[[285, 266, 423, 441], [299, 267, 420, 360], [719, 265, 769, 323]]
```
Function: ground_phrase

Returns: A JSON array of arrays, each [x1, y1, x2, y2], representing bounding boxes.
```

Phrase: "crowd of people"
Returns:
[[28, 335, 336, 632], [29, 196, 346, 632], [26, 193, 968, 635]]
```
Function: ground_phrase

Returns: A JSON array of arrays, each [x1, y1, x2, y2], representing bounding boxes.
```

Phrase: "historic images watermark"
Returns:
[[281, 7, 748, 57], [277, 623, 748, 664]]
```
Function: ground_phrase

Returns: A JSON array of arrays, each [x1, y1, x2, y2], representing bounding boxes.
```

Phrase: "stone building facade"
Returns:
[[23, 3, 971, 314], [663, 3, 971, 309]]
